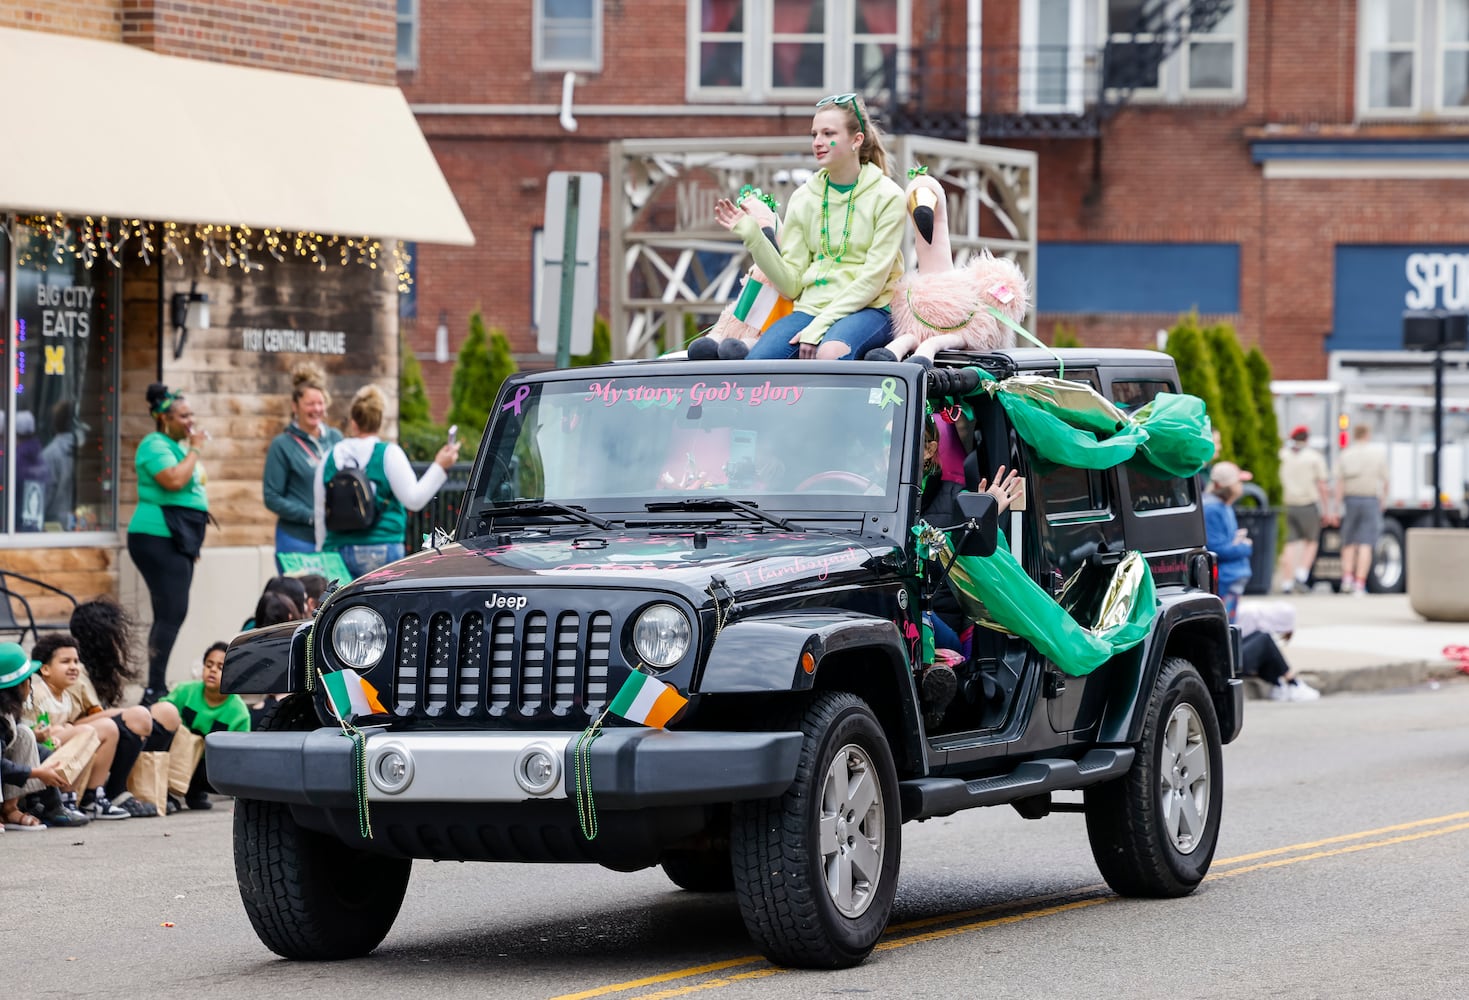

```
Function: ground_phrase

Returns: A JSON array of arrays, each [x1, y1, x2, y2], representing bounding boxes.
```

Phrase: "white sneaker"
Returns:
[[1288, 680, 1322, 701], [1269, 681, 1291, 701]]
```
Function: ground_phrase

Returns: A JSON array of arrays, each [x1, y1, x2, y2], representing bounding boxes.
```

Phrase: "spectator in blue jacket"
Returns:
[[263, 363, 342, 569], [1203, 461, 1252, 623]]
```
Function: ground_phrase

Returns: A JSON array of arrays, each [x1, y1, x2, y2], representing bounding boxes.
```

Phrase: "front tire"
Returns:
[[234, 695, 412, 959], [1084, 657, 1223, 897], [731, 692, 901, 969]]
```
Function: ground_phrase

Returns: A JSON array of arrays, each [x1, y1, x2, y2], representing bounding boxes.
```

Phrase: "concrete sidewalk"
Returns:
[[1238, 592, 1469, 697]]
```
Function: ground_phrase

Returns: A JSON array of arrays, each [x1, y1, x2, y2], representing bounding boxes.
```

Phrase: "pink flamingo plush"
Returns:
[[868, 171, 1029, 362]]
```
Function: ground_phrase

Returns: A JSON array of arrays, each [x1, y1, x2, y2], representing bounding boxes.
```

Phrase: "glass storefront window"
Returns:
[[6, 219, 120, 535]]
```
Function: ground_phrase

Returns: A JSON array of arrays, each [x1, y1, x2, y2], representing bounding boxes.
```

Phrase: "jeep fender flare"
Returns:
[[221, 619, 313, 696], [699, 614, 926, 774], [1096, 591, 1241, 746]]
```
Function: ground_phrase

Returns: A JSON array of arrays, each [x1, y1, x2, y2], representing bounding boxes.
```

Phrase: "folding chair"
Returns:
[[0, 570, 78, 647]]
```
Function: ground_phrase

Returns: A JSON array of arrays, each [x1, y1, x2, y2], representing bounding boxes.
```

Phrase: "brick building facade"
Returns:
[[0, 1, 466, 683], [404, 0, 1469, 403]]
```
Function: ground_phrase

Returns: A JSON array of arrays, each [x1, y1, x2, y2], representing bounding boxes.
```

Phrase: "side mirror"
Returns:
[[953, 491, 1000, 558]]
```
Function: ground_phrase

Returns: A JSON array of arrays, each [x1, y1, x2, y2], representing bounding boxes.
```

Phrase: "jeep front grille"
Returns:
[[389, 606, 613, 721]]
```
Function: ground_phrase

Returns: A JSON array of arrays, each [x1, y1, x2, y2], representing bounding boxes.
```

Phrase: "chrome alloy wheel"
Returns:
[[819, 743, 886, 918], [1160, 703, 1211, 854]]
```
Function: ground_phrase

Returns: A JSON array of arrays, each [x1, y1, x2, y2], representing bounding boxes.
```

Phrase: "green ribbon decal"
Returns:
[[877, 377, 904, 410]]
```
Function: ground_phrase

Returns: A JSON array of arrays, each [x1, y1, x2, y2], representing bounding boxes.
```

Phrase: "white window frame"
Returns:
[[687, 0, 910, 103], [396, 0, 419, 72], [534, 0, 604, 73], [1101, 0, 1247, 104], [1021, 0, 1088, 113], [1357, 0, 1469, 117], [1359, 0, 1423, 115]]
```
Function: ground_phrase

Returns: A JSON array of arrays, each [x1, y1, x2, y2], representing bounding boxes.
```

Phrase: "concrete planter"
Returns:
[[1406, 528, 1469, 622]]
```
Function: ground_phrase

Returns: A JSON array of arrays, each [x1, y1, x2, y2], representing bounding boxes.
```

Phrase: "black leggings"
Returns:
[[127, 532, 195, 691]]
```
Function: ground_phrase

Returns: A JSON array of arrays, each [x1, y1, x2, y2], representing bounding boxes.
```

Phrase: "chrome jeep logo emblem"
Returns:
[[485, 593, 529, 611]]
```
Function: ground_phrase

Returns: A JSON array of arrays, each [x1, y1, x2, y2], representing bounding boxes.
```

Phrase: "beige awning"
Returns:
[[0, 27, 473, 246]]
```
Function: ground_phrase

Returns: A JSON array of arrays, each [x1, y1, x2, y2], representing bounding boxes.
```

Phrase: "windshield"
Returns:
[[468, 371, 911, 520]]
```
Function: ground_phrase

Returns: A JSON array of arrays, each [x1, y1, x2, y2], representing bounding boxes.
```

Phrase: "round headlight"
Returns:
[[632, 604, 692, 668], [333, 607, 387, 669]]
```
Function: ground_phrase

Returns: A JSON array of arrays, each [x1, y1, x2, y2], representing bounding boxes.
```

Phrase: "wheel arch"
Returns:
[[1098, 592, 1241, 746]]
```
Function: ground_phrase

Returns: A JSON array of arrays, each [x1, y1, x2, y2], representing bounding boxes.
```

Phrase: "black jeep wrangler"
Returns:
[[210, 349, 1242, 970]]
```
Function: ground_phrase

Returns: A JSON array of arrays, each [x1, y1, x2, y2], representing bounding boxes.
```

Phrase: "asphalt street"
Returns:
[[10, 677, 1469, 1000]]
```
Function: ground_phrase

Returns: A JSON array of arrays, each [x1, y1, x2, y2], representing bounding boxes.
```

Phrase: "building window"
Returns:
[[1359, 0, 1469, 115], [396, 0, 418, 71], [2, 219, 121, 536], [690, 0, 905, 100], [1104, 0, 1246, 102], [535, 0, 602, 72]]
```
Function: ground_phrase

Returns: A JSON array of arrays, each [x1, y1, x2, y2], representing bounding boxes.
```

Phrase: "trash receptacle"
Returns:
[[1233, 492, 1279, 595]]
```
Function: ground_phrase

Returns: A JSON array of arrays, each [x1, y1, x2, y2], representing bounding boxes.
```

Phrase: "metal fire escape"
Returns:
[[868, 0, 1235, 141]]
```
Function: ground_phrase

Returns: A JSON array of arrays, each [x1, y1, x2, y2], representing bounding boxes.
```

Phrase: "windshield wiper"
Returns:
[[478, 500, 612, 530], [644, 497, 791, 531]]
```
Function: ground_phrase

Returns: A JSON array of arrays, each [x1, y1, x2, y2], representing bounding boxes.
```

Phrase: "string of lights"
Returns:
[[3, 213, 414, 293]]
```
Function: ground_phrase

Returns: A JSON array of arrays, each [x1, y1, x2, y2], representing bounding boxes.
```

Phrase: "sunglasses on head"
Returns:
[[816, 92, 867, 136]]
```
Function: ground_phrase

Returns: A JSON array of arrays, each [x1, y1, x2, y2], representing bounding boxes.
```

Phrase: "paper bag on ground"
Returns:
[[48, 726, 101, 787], [167, 728, 204, 797], [127, 751, 170, 813]]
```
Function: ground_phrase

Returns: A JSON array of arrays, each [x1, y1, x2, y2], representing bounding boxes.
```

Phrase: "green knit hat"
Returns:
[[0, 641, 41, 689]]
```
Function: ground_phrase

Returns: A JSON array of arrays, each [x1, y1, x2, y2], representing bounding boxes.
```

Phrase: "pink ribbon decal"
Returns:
[[502, 384, 531, 415]]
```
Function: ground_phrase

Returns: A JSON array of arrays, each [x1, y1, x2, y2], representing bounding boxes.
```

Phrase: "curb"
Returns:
[[1246, 659, 1466, 699]]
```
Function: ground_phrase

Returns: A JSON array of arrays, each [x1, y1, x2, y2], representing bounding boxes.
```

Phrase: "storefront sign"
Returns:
[[1333, 245, 1469, 351]]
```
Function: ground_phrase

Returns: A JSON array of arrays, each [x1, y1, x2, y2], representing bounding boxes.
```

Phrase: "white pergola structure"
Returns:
[[609, 135, 1037, 359]]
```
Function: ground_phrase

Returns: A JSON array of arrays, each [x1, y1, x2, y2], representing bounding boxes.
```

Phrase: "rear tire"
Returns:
[[1084, 657, 1223, 897], [234, 695, 411, 959], [1367, 518, 1407, 594], [731, 692, 901, 969]]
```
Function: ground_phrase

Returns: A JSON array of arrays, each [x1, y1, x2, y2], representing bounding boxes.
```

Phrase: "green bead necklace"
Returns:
[[814, 176, 856, 287]]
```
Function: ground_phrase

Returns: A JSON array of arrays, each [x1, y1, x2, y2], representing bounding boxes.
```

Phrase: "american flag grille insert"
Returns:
[[394, 613, 422, 713], [390, 605, 616, 719]]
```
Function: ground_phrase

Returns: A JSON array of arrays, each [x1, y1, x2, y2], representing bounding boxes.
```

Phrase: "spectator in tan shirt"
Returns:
[[1276, 425, 1334, 593], [1335, 424, 1390, 595]]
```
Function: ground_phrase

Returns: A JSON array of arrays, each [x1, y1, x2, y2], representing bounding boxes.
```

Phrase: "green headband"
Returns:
[[150, 390, 184, 416]]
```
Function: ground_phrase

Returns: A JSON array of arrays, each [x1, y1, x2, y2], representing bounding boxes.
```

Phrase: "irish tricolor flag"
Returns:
[[323, 668, 387, 721], [608, 670, 688, 729], [732, 276, 794, 333]]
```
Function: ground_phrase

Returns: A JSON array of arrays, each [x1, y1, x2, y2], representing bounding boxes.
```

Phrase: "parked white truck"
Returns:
[[1272, 349, 1469, 593]]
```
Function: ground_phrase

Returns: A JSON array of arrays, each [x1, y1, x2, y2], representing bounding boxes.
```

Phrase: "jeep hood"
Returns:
[[347, 529, 903, 601]]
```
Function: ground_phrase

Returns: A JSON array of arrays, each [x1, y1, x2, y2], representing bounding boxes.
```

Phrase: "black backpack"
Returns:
[[323, 455, 380, 532]]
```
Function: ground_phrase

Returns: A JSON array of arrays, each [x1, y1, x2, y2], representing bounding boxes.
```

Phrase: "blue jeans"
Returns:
[[274, 525, 317, 570], [337, 543, 406, 579], [747, 307, 892, 360]]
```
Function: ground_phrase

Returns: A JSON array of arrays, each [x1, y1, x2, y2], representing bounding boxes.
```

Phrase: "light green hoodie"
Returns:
[[733, 162, 906, 345]]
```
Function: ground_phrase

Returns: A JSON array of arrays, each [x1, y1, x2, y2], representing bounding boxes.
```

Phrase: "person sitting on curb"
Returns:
[[0, 642, 77, 830], [161, 642, 251, 812], [1236, 602, 1321, 702]]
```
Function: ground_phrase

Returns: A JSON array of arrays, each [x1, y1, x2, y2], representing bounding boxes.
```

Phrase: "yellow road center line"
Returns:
[[1211, 810, 1469, 868], [550, 811, 1469, 1000]]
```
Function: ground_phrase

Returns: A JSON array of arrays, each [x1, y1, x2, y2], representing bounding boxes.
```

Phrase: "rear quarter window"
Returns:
[[1111, 379, 1196, 512]]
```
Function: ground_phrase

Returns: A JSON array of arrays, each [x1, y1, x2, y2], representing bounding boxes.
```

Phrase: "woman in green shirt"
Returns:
[[126, 383, 210, 705]]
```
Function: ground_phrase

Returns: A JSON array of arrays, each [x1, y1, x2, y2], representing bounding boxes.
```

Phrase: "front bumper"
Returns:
[[206, 728, 804, 809]]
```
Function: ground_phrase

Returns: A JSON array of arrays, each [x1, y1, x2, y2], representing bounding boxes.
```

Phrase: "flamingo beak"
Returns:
[[908, 187, 939, 244]]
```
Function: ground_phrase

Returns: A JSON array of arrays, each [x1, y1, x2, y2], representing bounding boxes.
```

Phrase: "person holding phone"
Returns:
[[313, 385, 459, 579]]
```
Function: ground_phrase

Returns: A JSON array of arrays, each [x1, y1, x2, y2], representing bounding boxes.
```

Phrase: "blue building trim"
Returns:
[[1250, 139, 1469, 162], [1332, 244, 1469, 351], [1037, 242, 1239, 315]]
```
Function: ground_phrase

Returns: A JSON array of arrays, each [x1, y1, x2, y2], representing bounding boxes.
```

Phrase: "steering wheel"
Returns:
[[794, 470, 877, 494]]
